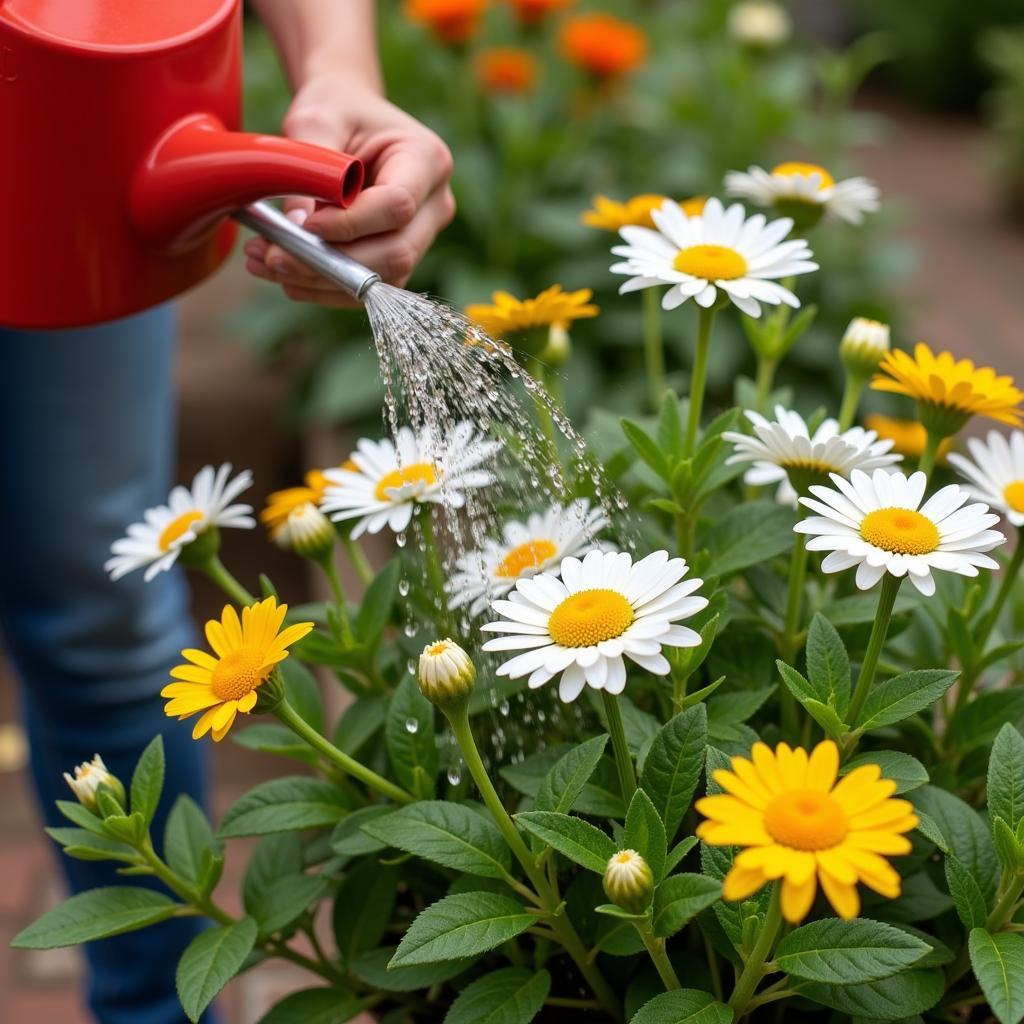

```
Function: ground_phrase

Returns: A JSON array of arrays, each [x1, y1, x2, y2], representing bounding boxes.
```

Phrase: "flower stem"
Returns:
[[837, 373, 866, 432], [684, 308, 715, 458], [753, 356, 778, 413], [274, 697, 414, 805], [601, 691, 638, 804], [779, 534, 809, 736], [642, 288, 666, 412], [319, 555, 355, 646], [200, 555, 256, 607], [446, 705, 623, 1021], [975, 533, 1024, 661], [341, 532, 374, 586], [728, 883, 782, 1016], [846, 574, 902, 730], [917, 431, 942, 479], [635, 919, 681, 990]]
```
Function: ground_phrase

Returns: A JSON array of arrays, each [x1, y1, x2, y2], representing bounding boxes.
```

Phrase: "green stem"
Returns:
[[447, 706, 623, 1021], [636, 919, 681, 990], [320, 556, 355, 646], [976, 534, 1024, 658], [341, 533, 374, 586], [642, 288, 666, 412], [728, 883, 782, 1016], [684, 308, 715, 458], [917, 431, 942, 479], [754, 356, 778, 413], [200, 554, 256, 607], [837, 373, 867, 432], [274, 698, 414, 805], [602, 691, 638, 804], [987, 872, 1024, 931], [779, 534, 809, 736], [846, 574, 902, 730]]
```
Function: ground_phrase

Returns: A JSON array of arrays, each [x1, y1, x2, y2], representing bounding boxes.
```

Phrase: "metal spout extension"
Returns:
[[234, 201, 381, 301]]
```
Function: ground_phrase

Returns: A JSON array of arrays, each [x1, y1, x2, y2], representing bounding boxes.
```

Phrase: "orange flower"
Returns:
[[507, 0, 576, 26], [405, 0, 487, 45], [559, 13, 647, 78], [476, 47, 538, 94]]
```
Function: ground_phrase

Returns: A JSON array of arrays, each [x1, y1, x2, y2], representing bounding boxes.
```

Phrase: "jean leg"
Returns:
[[0, 307, 213, 1024]]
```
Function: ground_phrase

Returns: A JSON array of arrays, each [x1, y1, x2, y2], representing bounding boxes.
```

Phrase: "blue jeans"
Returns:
[[0, 307, 211, 1024]]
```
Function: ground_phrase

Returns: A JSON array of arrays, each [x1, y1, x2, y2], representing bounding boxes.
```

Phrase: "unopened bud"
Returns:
[[840, 317, 890, 377], [540, 324, 572, 367], [418, 639, 476, 707], [63, 755, 125, 814], [728, 1, 791, 49], [273, 502, 335, 561], [603, 849, 654, 914]]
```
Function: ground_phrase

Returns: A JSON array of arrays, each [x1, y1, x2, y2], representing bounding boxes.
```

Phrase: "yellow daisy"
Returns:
[[465, 285, 598, 339], [581, 194, 706, 232], [161, 598, 314, 742], [872, 343, 1024, 433], [696, 740, 918, 923], [261, 467, 352, 541], [864, 414, 953, 463]]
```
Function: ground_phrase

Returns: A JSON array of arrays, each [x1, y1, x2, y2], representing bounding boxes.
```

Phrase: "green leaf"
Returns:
[[258, 988, 362, 1024], [500, 745, 623, 817], [331, 805, 397, 856], [806, 613, 851, 716], [334, 859, 399, 962], [176, 917, 258, 1023], [332, 694, 387, 756], [219, 776, 348, 837], [665, 835, 699, 876], [514, 811, 615, 872], [356, 558, 401, 642], [535, 735, 608, 814], [443, 967, 550, 1024], [55, 799, 110, 837], [658, 390, 683, 457], [841, 752, 929, 794], [232, 723, 317, 763], [386, 674, 438, 799], [944, 856, 989, 928], [350, 946, 473, 991], [130, 735, 164, 827], [775, 918, 929, 984], [950, 689, 1024, 754], [243, 832, 303, 912], [279, 657, 324, 733], [914, 810, 950, 853], [855, 669, 957, 731], [652, 874, 721, 939], [776, 661, 848, 738], [250, 872, 327, 937], [621, 418, 671, 481], [45, 827, 135, 862], [798, 969, 943, 1020], [625, 788, 668, 882], [989, 724, 1024, 832], [629, 988, 733, 1024], [390, 892, 535, 967], [702, 502, 794, 577], [11, 887, 177, 949], [640, 705, 708, 839], [993, 815, 1024, 871], [969, 929, 1024, 1024], [362, 801, 511, 878], [164, 795, 222, 884]]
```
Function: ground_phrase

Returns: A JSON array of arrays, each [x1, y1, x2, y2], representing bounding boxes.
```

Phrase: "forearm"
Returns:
[[249, 0, 383, 92]]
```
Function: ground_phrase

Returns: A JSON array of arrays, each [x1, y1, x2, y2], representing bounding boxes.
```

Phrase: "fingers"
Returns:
[[304, 184, 418, 243]]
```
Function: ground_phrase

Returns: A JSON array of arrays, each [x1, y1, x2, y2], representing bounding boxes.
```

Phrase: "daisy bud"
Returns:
[[540, 324, 572, 368], [603, 849, 654, 914], [418, 639, 476, 708], [728, 1, 791, 49], [272, 502, 335, 562], [63, 755, 125, 814], [840, 317, 891, 377]]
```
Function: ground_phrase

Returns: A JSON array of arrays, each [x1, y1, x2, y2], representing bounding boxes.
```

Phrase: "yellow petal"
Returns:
[[723, 865, 767, 902], [191, 704, 224, 740], [210, 705, 238, 742], [815, 848, 858, 885], [170, 665, 213, 684], [713, 766, 771, 809], [831, 765, 895, 815], [806, 741, 839, 792], [699, 822, 773, 846], [181, 648, 218, 670], [751, 743, 784, 793], [161, 681, 214, 697], [696, 794, 765, 823], [781, 873, 817, 923], [729, 758, 775, 806], [819, 873, 860, 919], [237, 691, 258, 713], [776, 744, 808, 790], [164, 694, 221, 716], [222, 605, 243, 647], [205, 618, 230, 658], [848, 799, 915, 831]]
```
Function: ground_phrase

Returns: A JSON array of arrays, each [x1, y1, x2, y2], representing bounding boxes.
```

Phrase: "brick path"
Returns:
[[2, 99, 1024, 1021]]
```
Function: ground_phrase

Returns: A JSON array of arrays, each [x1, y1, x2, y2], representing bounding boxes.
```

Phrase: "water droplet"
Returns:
[[395, 532, 407, 548], [405, 718, 419, 734], [498, 700, 510, 716], [406, 658, 416, 675], [447, 766, 462, 786], [398, 579, 410, 596], [403, 622, 417, 638]]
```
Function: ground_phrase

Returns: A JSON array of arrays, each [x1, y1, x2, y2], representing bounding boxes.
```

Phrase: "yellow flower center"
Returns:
[[210, 649, 269, 701], [860, 507, 940, 555], [771, 161, 835, 190], [614, 850, 638, 865], [673, 244, 748, 281], [548, 589, 634, 648], [427, 641, 451, 657], [158, 510, 204, 552], [495, 539, 558, 578], [374, 462, 439, 501], [764, 790, 848, 850], [1004, 482, 1024, 513]]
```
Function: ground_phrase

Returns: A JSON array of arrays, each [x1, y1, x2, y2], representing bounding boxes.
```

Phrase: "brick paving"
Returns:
[[2, 100, 1024, 1021]]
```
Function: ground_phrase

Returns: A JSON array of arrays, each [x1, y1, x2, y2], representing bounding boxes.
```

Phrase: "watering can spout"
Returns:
[[130, 114, 364, 252]]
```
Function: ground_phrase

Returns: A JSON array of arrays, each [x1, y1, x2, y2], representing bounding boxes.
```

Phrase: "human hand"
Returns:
[[244, 73, 456, 306]]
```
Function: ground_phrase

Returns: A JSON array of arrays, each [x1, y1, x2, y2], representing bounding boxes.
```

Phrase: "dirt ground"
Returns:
[[1, 98, 1023, 1023]]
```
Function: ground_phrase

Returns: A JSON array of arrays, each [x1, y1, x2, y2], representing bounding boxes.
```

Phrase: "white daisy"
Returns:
[[481, 549, 707, 703], [321, 422, 500, 539], [105, 464, 255, 582], [725, 162, 880, 226], [948, 430, 1024, 528], [724, 406, 902, 503], [446, 500, 608, 615], [795, 468, 1005, 596], [609, 197, 816, 318]]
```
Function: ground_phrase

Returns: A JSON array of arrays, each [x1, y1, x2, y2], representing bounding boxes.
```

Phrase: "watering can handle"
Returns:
[[234, 201, 381, 301]]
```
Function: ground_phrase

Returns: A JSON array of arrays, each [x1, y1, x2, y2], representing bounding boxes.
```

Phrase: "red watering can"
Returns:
[[0, 0, 380, 328]]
